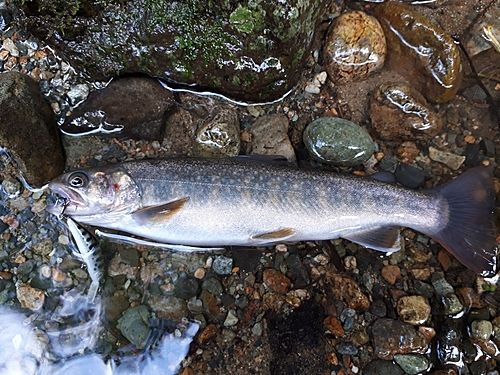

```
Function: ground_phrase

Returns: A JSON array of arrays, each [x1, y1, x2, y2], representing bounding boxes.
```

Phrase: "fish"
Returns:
[[46, 157, 498, 276]]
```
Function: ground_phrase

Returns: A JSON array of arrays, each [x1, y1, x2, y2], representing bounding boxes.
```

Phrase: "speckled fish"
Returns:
[[46, 157, 498, 276]]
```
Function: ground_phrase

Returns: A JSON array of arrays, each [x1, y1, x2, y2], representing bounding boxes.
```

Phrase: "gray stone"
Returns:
[[212, 256, 233, 276], [303, 117, 376, 166], [249, 114, 296, 163], [223, 310, 239, 327], [202, 277, 224, 296], [193, 108, 240, 157], [393, 354, 429, 375], [470, 320, 493, 340], [428, 147, 465, 171], [174, 273, 200, 300], [116, 305, 150, 349], [442, 294, 464, 316]]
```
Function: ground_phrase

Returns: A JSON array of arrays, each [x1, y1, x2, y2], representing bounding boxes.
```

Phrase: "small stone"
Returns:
[[397, 296, 431, 325], [194, 268, 206, 279], [324, 11, 386, 81], [431, 275, 455, 296], [116, 305, 150, 349], [336, 342, 358, 355], [197, 324, 217, 344], [66, 84, 90, 105], [381, 265, 401, 285], [327, 272, 370, 311], [364, 359, 404, 375], [428, 147, 465, 171], [470, 320, 493, 340], [442, 294, 464, 316], [393, 354, 429, 375], [263, 269, 291, 294], [223, 310, 239, 327], [249, 114, 296, 163], [212, 256, 233, 276], [174, 273, 200, 300], [324, 316, 345, 337], [51, 268, 67, 283], [148, 295, 188, 321], [2, 38, 19, 57], [16, 283, 45, 311], [304, 117, 376, 166]]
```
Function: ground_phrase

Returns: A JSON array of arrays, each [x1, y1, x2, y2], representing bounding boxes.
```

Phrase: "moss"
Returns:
[[229, 5, 264, 34]]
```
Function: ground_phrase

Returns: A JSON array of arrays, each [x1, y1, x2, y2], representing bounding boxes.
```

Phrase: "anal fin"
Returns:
[[251, 228, 296, 241], [132, 197, 189, 224], [343, 226, 401, 253]]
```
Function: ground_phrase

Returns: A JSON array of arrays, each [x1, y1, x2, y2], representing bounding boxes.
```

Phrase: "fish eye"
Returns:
[[69, 172, 89, 188]]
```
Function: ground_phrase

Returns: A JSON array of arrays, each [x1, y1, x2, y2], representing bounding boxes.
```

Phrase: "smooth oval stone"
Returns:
[[373, 2, 462, 103], [370, 83, 443, 141], [324, 11, 386, 81], [393, 354, 430, 375], [303, 117, 376, 166]]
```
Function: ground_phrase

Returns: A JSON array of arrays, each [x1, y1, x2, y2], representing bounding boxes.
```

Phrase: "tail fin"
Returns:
[[429, 167, 498, 276]]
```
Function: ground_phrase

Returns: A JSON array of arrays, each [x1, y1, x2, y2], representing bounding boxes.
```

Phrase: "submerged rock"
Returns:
[[393, 354, 429, 375], [116, 305, 150, 349], [303, 117, 376, 166], [373, 2, 462, 103], [324, 11, 386, 81], [0, 72, 64, 186], [20, 0, 329, 102], [370, 83, 443, 141]]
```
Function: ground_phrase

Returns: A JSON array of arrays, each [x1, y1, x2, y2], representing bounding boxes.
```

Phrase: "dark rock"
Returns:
[[21, 0, 329, 102], [393, 354, 429, 375], [174, 273, 200, 300], [212, 256, 233, 276], [395, 164, 426, 189], [285, 253, 310, 288], [249, 114, 296, 163], [371, 318, 429, 360], [323, 11, 386, 82], [0, 220, 8, 234], [373, 2, 462, 103], [364, 359, 404, 375], [436, 318, 464, 367], [200, 289, 225, 322], [162, 108, 197, 156], [147, 295, 188, 321], [336, 342, 358, 355], [464, 143, 482, 167], [370, 299, 387, 318], [116, 305, 150, 349], [0, 72, 64, 186], [303, 117, 376, 167], [63, 77, 176, 140], [201, 277, 223, 296], [0, 4, 11, 32], [370, 83, 443, 141]]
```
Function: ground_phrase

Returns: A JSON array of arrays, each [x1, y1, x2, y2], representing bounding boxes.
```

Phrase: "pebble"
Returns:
[[304, 72, 327, 94], [470, 320, 493, 340], [436, 319, 463, 366], [252, 322, 263, 336], [194, 268, 206, 280], [303, 117, 376, 166], [324, 316, 345, 337], [323, 11, 386, 81], [442, 294, 464, 316], [397, 296, 431, 325], [263, 269, 291, 294], [381, 265, 401, 285], [2, 38, 18, 57], [202, 277, 223, 296], [197, 324, 218, 345], [394, 164, 426, 189], [336, 342, 358, 355], [428, 147, 465, 170], [66, 83, 89, 105], [249, 114, 296, 163], [327, 273, 370, 311], [393, 354, 429, 375], [174, 273, 200, 300], [16, 283, 45, 311], [148, 295, 188, 321], [212, 256, 233, 276], [223, 310, 239, 327], [116, 305, 150, 349], [363, 359, 404, 375]]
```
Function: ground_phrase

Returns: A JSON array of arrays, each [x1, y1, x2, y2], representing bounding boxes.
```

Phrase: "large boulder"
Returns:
[[19, 0, 328, 102]]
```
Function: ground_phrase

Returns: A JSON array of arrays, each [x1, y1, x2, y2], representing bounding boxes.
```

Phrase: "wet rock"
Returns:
[[263, 269, 291, 295], [21, 0, 329, 102], [371, 318, 429, 360], [147, 295, 188, 321], [201, 277, 223, 296], [174, 273, 200, 300], [397, 296, 431, 325], [0, 72, 64, 186], [162, 108, 197, 156], [395, 164, 426, 189], [116, 305, 150, 349], [364, 359, 404, 375], [393, 354, 429, 375], [197, 324, 218, 345], [493, 316, 500, 341], [436, 319, 464, 367], [212, 256, 233, 276], [0, 3, 11, 32], [443, 294, 465, 316], [370, 83, 442, 141], [303, 117, 376, 166], [381, 265, 401, 285], [200, 290, 224, 322], [64, 77, 176, 140], [324, 11, 386, 81], [223, 310, 238, 327], [66, 83, 90, 106], [428, 147, 465, 171], [249, 114, 296, 163], [336, 342, 358, 355], [327, 273, 370, 311], [324, 316, 345, 337], [373, 2, 462, 103], [470, 320, 493, 340], [16, 283, 45, 311], [285, 253, 310, 288], [193, 108, 240, 157]]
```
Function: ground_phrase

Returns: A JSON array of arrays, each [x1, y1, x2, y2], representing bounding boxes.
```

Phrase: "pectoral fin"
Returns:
[[251, 228, 296, 241], [132, 197, 189, 224], [343, 226, 401, 253]]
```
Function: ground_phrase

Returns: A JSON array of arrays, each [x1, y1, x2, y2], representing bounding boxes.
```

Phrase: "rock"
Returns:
[[197, 324, 218, 345], [200, 290, 225, 322], [193, 108, 240, 157], [0, 4, 12, 32], [174, 273, 200, 300], [21, 0, 329, 102], [2, 38, 18, 57], [116, 305, 150, 349], [323, 11, 386, 81], [263, 269, 291, 294], [397, 296, 431, 325], [327, 273, 370, 311], [0, 72, 64, 186], [16, 283, 45, 311], [223, 310, 239, 327], [66, 83, 90, 105], [492, 316, 500, 341], [252, 322, 263, 336], [336, 342, 358, 355], [194, 268, 206, 280], [371, 318, 429, 360], [212, 256, 233, 276], [303, 117, 376, 166], [202, 277, 223, 296], [147, 295, 188, 320], [63, 77, 176, 140], [364, 359, 404, 375], [436, 319, 464, 367], [249, 114, 296, 163], [370, 83, 442, 141], [324, 316, 344, 337], [470, 320, 493, 340], [394, 164, 426, 189], [381, 265, 401, 285], [442, 294, 464, 316], [393, 354, 429, 375], [373, 2, 462, 103], [428, 147, 465, 170], [162, 108, 197, 156]]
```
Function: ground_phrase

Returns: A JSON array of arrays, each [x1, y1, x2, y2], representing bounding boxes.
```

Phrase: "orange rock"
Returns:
[[381, 265, 401, 285], [324, 316, 345, 337], [263, 269, 291, 294], [197, 324, 218, 345]]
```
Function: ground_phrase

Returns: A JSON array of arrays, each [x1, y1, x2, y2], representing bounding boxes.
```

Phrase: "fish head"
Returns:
[[47, 167, 140, 218]]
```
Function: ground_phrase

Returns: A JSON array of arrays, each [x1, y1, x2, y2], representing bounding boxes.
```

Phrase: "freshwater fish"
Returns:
[[47, 157, 498, 275]]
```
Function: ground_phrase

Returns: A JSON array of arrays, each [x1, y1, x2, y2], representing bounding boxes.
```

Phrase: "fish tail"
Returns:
[[428, 167, 498, 276]]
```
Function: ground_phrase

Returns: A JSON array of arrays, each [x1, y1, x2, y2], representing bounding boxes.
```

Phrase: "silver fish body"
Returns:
[[47, 158, 497, 275]]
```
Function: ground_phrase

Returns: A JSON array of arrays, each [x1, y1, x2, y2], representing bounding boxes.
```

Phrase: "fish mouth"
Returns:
[[47, 182, 87, 214]]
